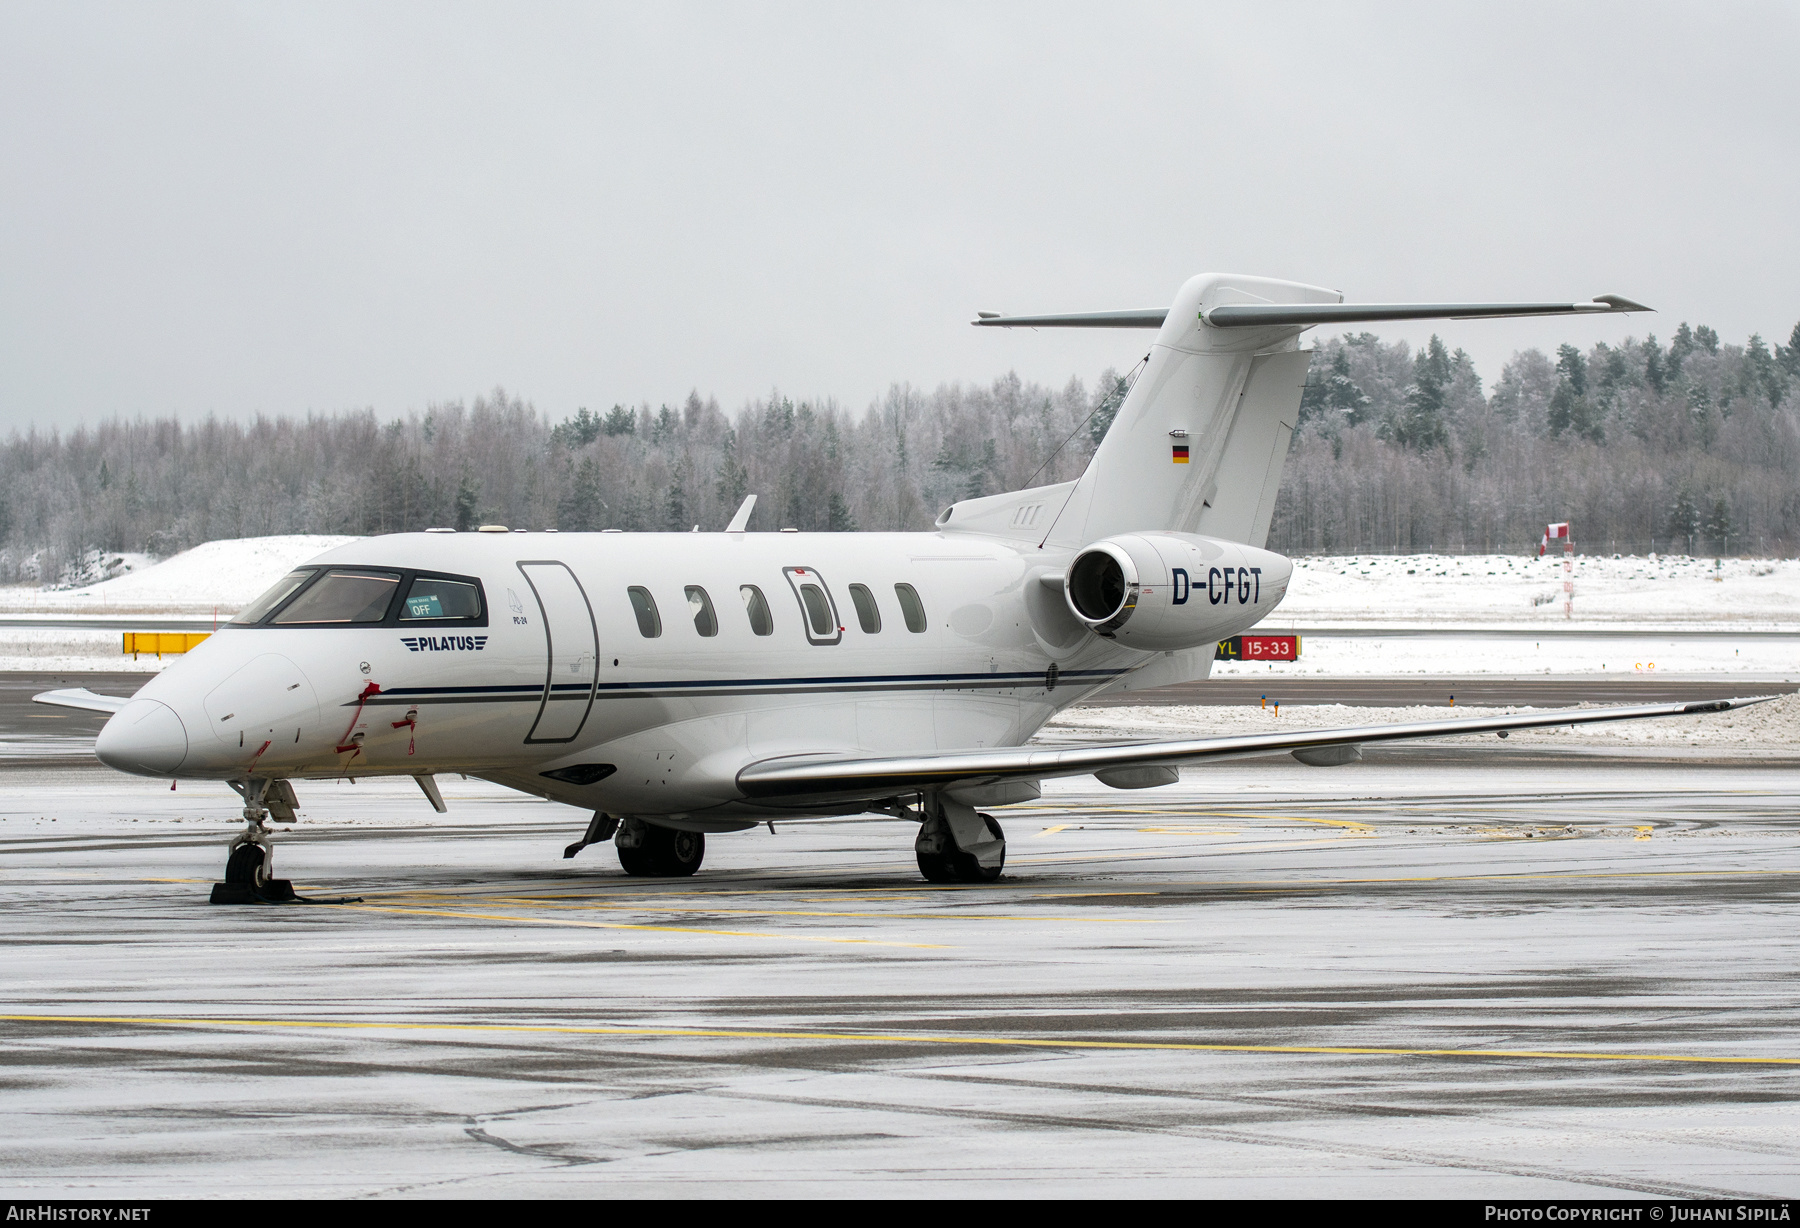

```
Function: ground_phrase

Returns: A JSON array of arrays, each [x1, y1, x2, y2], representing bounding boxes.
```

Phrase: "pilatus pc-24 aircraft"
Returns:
[[37, 273, 1758, 901]]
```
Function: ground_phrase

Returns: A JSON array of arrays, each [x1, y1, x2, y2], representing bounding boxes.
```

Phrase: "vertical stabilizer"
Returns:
[[1041, 273, 1337, 549]]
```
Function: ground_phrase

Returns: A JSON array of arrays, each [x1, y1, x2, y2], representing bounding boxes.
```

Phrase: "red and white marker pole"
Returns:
[[1540, 521, 1573, 619]]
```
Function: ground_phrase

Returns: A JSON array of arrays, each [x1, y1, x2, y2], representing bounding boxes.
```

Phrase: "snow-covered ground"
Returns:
[[1208, 631, 1796, 679], [0, 538, 1794, 674], [1273, 553, 1800, 628], [0, 535, 356, 616]]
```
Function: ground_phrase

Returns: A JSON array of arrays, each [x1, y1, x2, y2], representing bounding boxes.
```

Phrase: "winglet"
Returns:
[[725, 494, 757, 533], [32, 688, 129, 714]]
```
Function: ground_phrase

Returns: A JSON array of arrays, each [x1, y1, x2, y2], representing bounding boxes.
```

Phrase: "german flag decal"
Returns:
[[1171, 445, 1190, 463]]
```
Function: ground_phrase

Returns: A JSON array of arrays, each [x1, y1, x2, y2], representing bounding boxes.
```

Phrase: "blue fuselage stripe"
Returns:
[[361, 668, 1128, 705]]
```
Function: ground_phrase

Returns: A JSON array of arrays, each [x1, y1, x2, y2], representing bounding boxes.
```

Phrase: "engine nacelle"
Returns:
[[1063, 532, 1292, 651]]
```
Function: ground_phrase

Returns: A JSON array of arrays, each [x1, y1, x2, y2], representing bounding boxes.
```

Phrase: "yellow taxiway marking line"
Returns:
[[3, 1014, 1795, 1067], [1008, 838, 1353, 867], [1036, 825, 1070, 835], [1053, 808, 1381, 831], [1136, 827, 1242, 835], [1027, 892, 1161, 899], [333, 903, 949, 948], [1051, 866, 1800, 891], [467, 898, 1160, 924]]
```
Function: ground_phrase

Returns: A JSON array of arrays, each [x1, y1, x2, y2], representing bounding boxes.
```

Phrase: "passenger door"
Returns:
[[518, 561, 598, 742]]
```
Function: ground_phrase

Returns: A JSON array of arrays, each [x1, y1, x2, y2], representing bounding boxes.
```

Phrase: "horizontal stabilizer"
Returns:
[[32, 688, 130, 714], [972, 309, 1168, 328], [738, 696, 1766, 805], [1202, 296, 1652, 328], [971, 296, 1651, 331]]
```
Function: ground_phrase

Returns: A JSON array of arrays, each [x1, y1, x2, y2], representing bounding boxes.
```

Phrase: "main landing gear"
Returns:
[[564, 812, 705, 877], [915, 796, 1006, 883]]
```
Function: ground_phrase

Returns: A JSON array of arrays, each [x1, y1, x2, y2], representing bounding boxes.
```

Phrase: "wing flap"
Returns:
[[737, 698, 1764, 803]]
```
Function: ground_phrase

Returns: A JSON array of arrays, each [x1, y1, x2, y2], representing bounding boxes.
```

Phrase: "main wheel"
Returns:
[[947, 814, 1005, 883], [916, 850, 958, 882], [662, 828, 705, 877], [617, 825, 705, 877], [225, 842, 267, 886]]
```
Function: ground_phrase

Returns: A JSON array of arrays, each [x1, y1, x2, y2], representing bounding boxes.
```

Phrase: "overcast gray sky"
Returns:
[[2, 1, 1795, 431]]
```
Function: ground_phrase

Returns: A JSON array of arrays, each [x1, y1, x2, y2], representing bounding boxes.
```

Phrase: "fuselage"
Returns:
[[96, 527, 1290, 825]]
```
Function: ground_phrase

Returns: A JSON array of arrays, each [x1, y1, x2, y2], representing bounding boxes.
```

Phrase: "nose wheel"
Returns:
[[209, 783, 297, 904]]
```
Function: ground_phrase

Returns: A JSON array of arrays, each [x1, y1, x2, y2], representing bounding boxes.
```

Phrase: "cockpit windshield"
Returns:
[[230, 570, 316, 626], [228, 566, 487, 627], [272, 570, 403, 624]]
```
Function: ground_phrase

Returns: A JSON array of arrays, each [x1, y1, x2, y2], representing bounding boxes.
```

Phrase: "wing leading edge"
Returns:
[[738, 698, 1766, 805]]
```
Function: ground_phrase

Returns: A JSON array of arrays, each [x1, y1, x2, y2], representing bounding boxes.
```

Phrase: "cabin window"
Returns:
[[798, 584, 834, 636], [848, 583, 882, 633], [894, 583, 928, 633], [685, 585, 718, 636], [740, 585, 773, 636], [231, 570, 315, 625], [399, 576, 483, 621], [272, 570, 401, 624], [627, 587, 662, 638]]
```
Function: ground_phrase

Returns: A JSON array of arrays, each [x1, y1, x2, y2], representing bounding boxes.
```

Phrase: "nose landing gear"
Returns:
[[209, 781, 296, 904]]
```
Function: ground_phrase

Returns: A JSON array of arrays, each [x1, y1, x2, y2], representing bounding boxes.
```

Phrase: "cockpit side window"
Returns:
[[272, 570, 403, 624], [400, 576, 483, 621], [231, 570, 316, 625]]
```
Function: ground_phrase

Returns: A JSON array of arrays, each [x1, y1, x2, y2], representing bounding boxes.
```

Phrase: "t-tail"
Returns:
[[945, 272, 1650, 549]]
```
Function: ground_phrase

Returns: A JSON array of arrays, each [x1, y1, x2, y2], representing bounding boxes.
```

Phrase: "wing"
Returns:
[[32, 688, 131, 714], [970, 297, 1651, 330], [738, 698, 1764, 806]]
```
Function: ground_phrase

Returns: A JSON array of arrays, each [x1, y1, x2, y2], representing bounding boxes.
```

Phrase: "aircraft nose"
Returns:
[[96, 699, 189, 777]]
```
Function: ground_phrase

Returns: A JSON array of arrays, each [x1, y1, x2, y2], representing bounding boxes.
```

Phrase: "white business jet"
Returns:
[[37, 273, 1751, 901]]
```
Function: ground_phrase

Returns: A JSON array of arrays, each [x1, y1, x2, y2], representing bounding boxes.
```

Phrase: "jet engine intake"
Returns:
[[1063, 532, 1292, 651], [1065, 541, 1139, 634]]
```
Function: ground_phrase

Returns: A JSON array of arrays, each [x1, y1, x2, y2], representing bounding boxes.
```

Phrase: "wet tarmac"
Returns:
[[2, 743, 1797, 1197]]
